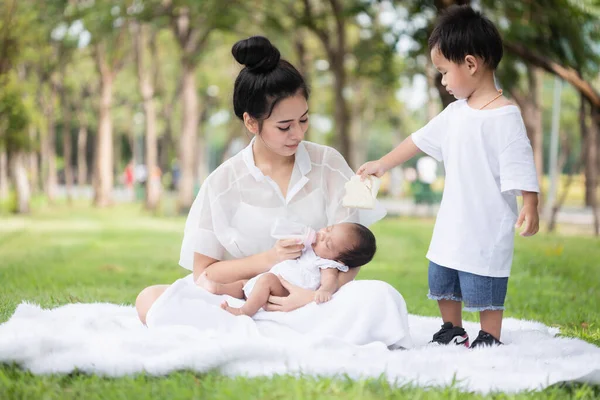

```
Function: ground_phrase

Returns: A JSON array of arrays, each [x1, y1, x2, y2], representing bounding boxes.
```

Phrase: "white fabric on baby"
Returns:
[[243, 245, 348, 298]]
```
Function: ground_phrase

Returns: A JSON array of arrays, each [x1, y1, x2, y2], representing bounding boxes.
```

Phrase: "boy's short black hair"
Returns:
[[337, 223, 377, 268], [428, 5, 503, 70]]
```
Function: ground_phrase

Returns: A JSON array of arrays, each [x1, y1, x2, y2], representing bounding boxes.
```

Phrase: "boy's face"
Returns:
[[430, 47, 476, 100], [312, 223, 355, 262]]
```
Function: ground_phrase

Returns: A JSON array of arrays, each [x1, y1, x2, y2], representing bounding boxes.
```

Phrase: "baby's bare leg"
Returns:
[[221, 273, 289, 316], [197, 272, 246, 299]]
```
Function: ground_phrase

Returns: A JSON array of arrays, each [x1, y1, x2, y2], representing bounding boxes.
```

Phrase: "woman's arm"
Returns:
[[265, 266, 360, 312], [193, 238, 305, 283]]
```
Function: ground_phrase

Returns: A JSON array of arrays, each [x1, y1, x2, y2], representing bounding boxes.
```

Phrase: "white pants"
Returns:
[[146, 274, 412, 349]]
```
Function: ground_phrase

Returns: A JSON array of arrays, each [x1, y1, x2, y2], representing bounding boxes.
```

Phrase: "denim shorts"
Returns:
[[427, 261, 508, 312]]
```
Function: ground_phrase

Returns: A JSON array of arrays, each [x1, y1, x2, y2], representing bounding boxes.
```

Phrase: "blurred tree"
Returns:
[[159, 0, 238, 214], [131, 20, 160, 210], [73, 0, 130, 207]]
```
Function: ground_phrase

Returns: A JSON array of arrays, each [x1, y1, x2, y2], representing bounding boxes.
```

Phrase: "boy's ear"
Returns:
[[464, 55, 478, 75], [243, 112, 259, 135]]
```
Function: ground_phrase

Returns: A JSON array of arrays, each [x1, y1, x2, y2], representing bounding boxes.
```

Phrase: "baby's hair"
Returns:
[[337, 223, 376, 268], [428, 5, 503, 70]]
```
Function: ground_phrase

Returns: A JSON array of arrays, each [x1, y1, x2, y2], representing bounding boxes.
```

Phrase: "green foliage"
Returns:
[[0, 73, 31, 153]]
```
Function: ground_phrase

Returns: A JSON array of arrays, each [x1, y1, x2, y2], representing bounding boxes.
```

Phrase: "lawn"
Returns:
[[0, 203, 599, 399]]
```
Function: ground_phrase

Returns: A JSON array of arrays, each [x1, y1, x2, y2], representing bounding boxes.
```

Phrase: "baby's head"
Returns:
[[312, 223, 376, 268], [428, 5, 503, 100]]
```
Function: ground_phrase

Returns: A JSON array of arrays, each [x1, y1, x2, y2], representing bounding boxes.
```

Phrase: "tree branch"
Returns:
[[505, 41, 600, 108], [301, 0, 333, 56]]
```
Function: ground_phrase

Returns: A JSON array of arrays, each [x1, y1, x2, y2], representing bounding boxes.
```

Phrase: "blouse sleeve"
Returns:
[[322, 147, 386, 227], [178, 175, 227, 271]]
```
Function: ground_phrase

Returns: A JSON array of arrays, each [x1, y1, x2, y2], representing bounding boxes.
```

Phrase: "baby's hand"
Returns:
[[357, 160, 386, 179], [314, 289, 332, 304]]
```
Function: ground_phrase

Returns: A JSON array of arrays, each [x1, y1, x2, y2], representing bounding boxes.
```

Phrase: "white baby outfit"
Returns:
[[243, 245, 348, 298]]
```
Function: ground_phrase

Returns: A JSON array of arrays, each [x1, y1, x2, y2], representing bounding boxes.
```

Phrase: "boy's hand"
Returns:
[[314, 289, 332, 304], [515, 204, 539, 237], [357, 160, 386, 179]]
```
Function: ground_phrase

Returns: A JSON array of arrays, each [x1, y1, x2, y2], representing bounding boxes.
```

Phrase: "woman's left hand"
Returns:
[[265, 276, 315, 312]]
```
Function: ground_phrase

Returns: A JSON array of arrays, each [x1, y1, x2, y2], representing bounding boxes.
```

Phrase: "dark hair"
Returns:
[[337, 223, 377, 268], [232, 36, 309, 129], [428, 5, 503, 70]]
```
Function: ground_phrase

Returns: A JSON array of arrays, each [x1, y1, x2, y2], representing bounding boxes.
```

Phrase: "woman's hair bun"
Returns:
[[232, 36, 281, 73]]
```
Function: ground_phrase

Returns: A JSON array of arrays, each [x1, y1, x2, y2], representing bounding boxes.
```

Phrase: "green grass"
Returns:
[[0, 203, 599, 399]]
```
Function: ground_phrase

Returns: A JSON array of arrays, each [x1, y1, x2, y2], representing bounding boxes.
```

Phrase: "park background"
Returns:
[[1, 0, 599, 398]]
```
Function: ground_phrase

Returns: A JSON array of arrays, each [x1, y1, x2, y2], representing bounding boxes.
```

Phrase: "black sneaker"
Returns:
[[430, 322, 470, 347], [470, 330, 503, 348]]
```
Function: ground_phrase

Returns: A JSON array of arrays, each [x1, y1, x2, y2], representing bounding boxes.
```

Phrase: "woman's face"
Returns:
[[246, 92, 309, 157]]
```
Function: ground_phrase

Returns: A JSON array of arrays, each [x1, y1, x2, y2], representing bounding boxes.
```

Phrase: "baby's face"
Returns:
[[312, 223, 355, 262]]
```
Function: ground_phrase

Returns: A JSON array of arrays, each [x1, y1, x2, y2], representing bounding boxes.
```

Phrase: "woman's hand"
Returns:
[[269, 239, 304, 264], [265, 276, 315, 312]]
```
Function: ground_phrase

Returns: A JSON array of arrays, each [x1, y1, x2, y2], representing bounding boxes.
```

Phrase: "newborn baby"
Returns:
[[198, 221, 377, 317]]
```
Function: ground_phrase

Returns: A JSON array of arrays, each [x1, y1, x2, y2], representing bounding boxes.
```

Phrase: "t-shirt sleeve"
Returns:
[[410, 103, 453, 162], [499, 132, 540, 196], [178, 176, 226, 270], [322, 147, 386, 227]]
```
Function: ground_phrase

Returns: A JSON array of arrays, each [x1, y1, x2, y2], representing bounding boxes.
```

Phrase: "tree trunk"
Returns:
[[294, 30, 311, 140], [28, 126, 39, 194], [548, 134, 575, 232], [426, 57, 439, 120], [589, 105, 599, 235], [44, 81, 58, 203], [330, 52, 351, 164], [62, 99, 74, 204], [513, 68, 544, 208], [0, 149, 8, 200], [93, 71, 114, 207], [176, 61, 198, 214], [133, 23, 160, 211], [530, 68, 544, 199], [9, 151, 30, 213], [77, 115, 88, 187]]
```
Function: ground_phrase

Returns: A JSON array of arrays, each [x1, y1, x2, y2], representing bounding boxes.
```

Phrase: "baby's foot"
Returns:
[[196, 272, 221, 294], [220, 301, 245, 316]]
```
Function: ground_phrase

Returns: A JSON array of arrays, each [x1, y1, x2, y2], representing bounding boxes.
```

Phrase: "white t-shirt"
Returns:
[[411, 99, 539, 277], [179, 139, 386, 270], [242, 245, 348, 298]]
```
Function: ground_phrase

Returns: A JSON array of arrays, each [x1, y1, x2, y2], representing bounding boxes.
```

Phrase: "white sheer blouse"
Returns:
[[179, 139, 386, 270]]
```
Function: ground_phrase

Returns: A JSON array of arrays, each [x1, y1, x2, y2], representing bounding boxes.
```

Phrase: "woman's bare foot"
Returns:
[[220, 301, 246, 316], [196, 272, 221, 294]]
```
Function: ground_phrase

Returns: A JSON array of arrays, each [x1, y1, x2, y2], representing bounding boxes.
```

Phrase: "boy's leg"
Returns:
[[460, 271, 507, 345], [222, 273, 289, 317], [438, 300, 463, 327], [480, 310, 503, 340], [428, 262, 469, 346], [428, 261, 463, 326], [197, 272, 246, 299]]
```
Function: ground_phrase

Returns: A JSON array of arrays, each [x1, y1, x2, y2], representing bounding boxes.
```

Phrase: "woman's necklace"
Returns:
[[479, 89, 503, 110]]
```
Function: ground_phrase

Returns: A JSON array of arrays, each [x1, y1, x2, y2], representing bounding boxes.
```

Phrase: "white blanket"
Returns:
[[1, 301, 599, 394]]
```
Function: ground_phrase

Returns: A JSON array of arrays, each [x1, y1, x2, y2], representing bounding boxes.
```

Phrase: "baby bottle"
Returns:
[[271, 217, 316, 248]]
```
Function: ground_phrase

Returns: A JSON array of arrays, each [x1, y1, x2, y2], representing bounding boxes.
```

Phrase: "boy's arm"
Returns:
[[315, 268, 339, 304], [357, 136, 420, 178], [515, 191, 539, 237]]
